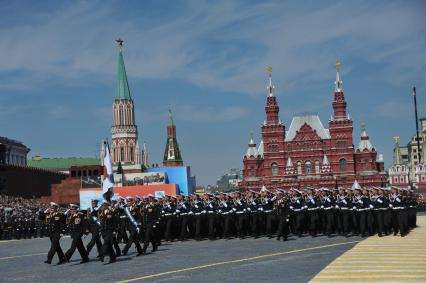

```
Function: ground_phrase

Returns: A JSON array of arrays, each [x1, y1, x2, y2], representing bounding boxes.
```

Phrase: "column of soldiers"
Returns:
[[159, 186, 419, 242], [5, 186, 420, 265]]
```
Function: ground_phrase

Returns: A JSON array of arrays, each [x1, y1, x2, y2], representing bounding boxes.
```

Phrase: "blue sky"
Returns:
[[1, 0, 425, 186]]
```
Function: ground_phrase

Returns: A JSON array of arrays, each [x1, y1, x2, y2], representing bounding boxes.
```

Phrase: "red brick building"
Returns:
[[240, 63, 386, 191]]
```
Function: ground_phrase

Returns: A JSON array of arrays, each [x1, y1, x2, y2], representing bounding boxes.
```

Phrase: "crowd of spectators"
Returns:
[[0, 194, 50, 240]]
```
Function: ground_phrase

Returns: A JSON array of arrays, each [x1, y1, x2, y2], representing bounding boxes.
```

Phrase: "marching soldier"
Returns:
[[41, 202, 66, 265], [337, 188, 351, 237], [260, 186, 275, 238], [275, 190, 290, 241], [122, 196, 143, 256], [162, 195, 176, 242], [289, 189, 304, 237], [233, 192, 247, 239], [86, 199, 103, 258], [99, 200, 117, 263], [64, 204, 89, 263], [176, 195, 190, 241], [205, 194, 218, 240], [306, 188, 320, 237], [141, 197, 159, 254]]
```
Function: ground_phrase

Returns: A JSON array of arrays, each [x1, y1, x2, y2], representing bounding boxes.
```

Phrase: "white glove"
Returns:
[[369, 204, 374, 209]]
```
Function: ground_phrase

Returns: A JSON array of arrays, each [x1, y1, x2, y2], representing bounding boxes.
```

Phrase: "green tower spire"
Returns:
[[115, 38, 132, 100]]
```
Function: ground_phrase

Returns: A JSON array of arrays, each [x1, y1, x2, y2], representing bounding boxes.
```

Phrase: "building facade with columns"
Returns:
[[240, 63, 386, 191]]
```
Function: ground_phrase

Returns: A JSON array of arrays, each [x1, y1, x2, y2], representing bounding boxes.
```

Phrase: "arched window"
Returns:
[[119, 105, 124, 125], [271, 163, 278, 176], [130, 147, 134, 162], [297, 161, 302, 175], [305, 161, 311, 175], [315, 160, 320, 174], [339, 158, 347, 172], [120, 147, 125, 161], [365, 159, 370, 170]]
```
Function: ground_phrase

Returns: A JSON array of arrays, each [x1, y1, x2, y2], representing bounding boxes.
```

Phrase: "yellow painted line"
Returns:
[[325, 268, 424, 271], [329, 263, 426, 267], [0, 252, 45, 261], [116, 240, 361, 283], [318, 272, 426, 276], [311, 277, 426, 282], [322, 270, 426, 273], [334, 260, 425, 263], [341, 254, 426, 259]]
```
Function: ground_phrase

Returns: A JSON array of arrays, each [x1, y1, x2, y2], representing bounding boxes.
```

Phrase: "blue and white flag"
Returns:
[[102, 141, 114, 201]]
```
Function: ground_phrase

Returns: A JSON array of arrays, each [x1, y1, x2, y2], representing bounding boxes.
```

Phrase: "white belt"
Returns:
[[207, 211, 215, 214], [236, 211, 245, 214], [323, 207, 333, 210], [307, 208, 318, 211], [263, 210, 272, 213], [180, 213, 188, 215], [340, 207, 349, 210], [164, 213, 172, 216], [357, 208, 369, 211]]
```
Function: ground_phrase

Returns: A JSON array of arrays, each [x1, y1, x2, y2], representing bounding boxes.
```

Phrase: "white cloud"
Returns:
[[0, 1, 424, 95]]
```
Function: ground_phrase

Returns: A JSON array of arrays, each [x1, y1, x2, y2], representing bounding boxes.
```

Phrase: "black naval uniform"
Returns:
[[86, 207, 103, 257], [99, 208, 117, 263], [142, 202, 159, 253], [65, 211, 89, 263], [41, 211, 66, 264], [122, 204, 143, 256], [276, 196, 290, 241], [306, 194, 320, 237]]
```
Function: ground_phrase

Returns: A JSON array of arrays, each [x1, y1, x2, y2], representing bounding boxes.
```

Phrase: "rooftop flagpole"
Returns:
[[413, 86, 422, 163]]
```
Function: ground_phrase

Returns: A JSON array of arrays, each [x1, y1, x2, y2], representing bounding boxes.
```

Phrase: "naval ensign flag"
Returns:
[[102, 141, 114, 201]]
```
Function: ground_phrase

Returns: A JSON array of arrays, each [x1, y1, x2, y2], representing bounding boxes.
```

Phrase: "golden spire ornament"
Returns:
[[335, 60, 341, 72], [267, 66, 272, 77]]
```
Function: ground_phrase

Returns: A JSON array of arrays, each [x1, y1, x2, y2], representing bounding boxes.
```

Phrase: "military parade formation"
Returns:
[[8, 184, 413, 265]]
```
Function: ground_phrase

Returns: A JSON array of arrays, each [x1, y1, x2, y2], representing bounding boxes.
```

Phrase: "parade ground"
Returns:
[[0, 214, 424, 283]]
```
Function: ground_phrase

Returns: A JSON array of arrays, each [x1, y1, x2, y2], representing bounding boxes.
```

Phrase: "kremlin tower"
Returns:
[[163, 110, 183, 167], [110, 39, 142, 172]]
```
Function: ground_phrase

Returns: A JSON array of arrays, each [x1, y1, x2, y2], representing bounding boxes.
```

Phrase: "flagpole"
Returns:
[[413, 86, 422, 163]]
